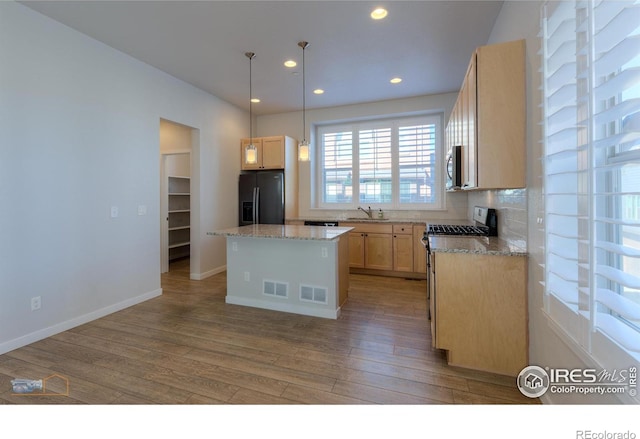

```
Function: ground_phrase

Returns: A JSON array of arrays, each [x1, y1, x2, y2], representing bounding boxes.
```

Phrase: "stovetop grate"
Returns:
[[427, 224, 490, 236]]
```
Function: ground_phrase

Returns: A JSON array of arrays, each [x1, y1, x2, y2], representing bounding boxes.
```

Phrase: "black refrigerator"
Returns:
[[239, 171, 285, 226]]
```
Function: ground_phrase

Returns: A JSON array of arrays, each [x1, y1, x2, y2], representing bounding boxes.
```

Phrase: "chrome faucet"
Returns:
[[357, 206, 373, 219]]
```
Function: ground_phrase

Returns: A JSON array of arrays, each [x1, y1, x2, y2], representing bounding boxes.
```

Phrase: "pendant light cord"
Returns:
[[298, 41, 309, 144], [302, 44, 306, 143], [245, 52, 255, 141]]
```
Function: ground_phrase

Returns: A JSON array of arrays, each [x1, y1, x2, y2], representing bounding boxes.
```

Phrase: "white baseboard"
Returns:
[[0, 288, 162, 356], [191, 265, 226, 280], [225, 295, 339, 319]]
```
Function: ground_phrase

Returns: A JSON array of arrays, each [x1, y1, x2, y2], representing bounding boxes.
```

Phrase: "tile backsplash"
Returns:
[[467, 189, 527, 250]]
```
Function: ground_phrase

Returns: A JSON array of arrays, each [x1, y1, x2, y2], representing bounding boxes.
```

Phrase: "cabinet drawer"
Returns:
[[392, 224, 412, 234], [339, 222, 392, 234]]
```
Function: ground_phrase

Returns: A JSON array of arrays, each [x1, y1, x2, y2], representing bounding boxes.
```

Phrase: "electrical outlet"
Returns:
[[31, 296, 41, 311], [137, 205, 147, 216], [244, 271, 250, 282], [110, 206, 119, 218]]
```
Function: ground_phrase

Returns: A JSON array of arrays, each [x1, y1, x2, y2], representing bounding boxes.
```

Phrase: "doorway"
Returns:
[[160, 119, 197, 273]]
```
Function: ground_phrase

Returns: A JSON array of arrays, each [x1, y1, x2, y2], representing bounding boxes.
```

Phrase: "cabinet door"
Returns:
[[429, 252, 437, 348], [348, 232, 365, 268], [364, 233, 393, 271], [464, 54, 477, 189], [241, 138, 263, 170], [476, 39, 525, 189], [393, 233, 413, 272], [412, 225, 427, 274], [261, 136, 285, 169], [434, 252, 527, 376]]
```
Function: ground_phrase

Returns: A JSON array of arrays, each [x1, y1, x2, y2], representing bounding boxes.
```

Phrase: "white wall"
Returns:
[[0, 2, 244, 353], [486, 0, 620, 403], [257, 94, 469, 222]]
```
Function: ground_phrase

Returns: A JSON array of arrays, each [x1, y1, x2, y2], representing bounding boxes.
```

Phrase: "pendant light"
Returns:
[[244, 51, 258, 165], [297, 41, 311, 162]]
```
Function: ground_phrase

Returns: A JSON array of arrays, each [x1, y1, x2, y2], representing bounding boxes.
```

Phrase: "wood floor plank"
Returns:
[[280, 383, 368, 404], [0, 259, 538, 404], [331, 380, 443, 404]]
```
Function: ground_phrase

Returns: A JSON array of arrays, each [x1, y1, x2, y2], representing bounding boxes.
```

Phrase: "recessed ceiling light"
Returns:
[[390, 77, 402, 84], [250, 98, 260, 103], [313, 89, 324, 95], [284, 60, 297, 68], [371, 7, 388, 20]]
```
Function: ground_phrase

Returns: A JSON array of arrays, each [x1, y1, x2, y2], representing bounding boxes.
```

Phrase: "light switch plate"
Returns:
[[138, 205, 147, 216]]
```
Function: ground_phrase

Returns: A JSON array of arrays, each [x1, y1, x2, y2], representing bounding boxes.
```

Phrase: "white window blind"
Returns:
[[318, 115, 441, 209], [359, 127, 392, 203], [321, 129, 353, 203], [399, 124, 437, 204], [542, 0, 640, 377]]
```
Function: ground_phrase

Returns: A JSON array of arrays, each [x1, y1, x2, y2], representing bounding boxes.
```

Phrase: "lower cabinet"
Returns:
[[364, 233, 393, 271], [300, 221, 426, 279], [343, 223, 393, 271], [392, 224, 413, 272], [431, 251, 527, 377]]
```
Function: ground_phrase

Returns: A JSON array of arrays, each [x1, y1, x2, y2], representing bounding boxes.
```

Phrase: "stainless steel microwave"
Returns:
[[446, 145, 462, 190]]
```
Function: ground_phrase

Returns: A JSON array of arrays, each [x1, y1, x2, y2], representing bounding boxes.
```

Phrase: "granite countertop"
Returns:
[[429, 235, 527, 256], [208, 224, 353, 241]]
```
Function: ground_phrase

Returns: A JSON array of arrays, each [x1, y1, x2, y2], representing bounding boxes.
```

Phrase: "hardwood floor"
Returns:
[[0, 259, 538, 404]]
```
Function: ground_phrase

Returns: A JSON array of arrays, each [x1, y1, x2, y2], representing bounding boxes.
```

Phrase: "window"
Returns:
[[318, 115, 441, 209], [542, 0, 640, 388]]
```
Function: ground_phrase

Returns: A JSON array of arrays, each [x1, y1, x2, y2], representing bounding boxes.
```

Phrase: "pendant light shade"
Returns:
[[298, 41, 311, 162], [244, 51, 258, 166]]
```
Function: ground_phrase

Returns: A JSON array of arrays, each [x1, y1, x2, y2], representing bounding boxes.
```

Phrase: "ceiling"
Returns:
[[21, 0, 504, 115]]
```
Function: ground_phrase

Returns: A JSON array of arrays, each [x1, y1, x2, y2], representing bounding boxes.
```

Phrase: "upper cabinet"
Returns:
[[241, 135, 294, 170], [446, 39, 526, 190]]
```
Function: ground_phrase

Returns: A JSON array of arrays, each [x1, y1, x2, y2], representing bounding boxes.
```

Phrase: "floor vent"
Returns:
[[263, 280, 288, 298], [300, 285, 328, 304]]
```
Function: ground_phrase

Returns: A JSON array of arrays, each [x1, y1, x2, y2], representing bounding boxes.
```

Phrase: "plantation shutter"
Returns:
[[542, 0, 640, 369], [398, 124, 437, 204], [321, 129, 353, 204]]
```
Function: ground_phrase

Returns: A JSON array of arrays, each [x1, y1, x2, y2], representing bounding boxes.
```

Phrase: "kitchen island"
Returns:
[[208, 224, 352, 319]]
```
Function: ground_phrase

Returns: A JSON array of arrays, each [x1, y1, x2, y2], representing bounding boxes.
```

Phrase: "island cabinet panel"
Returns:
[[433, 251, 528, 377], [210, 225, 352, 320]]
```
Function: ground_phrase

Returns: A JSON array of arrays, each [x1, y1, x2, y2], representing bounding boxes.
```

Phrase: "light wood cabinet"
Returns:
[[338, 222, 426, 277], [341, 222, 393, 271], [364, 233, 393, 271], [412, 225, 427, 275], [241, 135, 292, 170], [348, 232, 365, 268], [431, 251, 528, 376], [445, 39, 525, 190], [392, 225, 413, 272]]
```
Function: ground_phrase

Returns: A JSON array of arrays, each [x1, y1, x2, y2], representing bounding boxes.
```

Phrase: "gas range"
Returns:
[[426, 207, 498, 237], [427, 224, 491, 236]]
